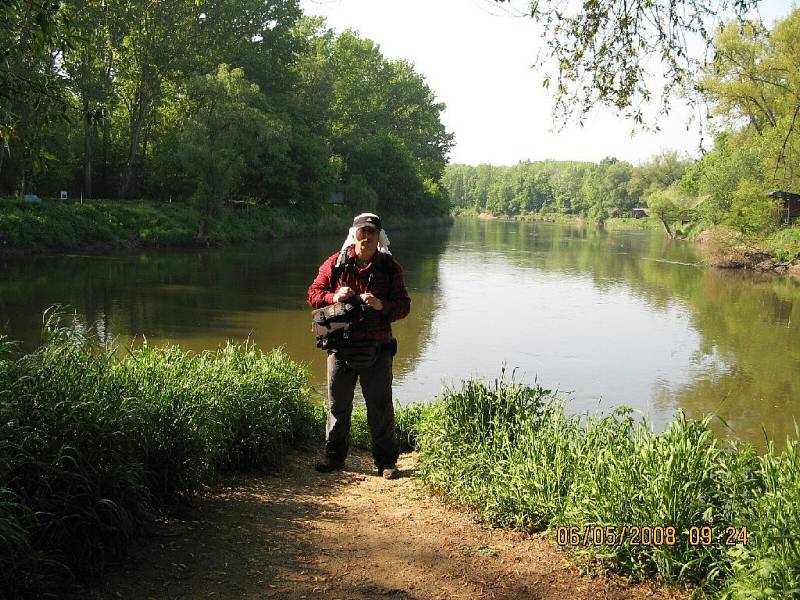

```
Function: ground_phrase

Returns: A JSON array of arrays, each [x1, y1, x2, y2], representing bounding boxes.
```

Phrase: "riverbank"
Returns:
[[3, 320, 799, 598], [0, 197, 452, 253], [453, 209, 587, 225], [417, 378, 800, 598], [458, 209, 663, 230], [458, 210, 800, 275], [695, 226, 800, 275], [0, 318, 425, 598], [0, 319, 319, 597]]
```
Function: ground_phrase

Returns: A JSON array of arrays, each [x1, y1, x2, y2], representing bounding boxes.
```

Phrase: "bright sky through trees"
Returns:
[[300, 0, 796, 165]]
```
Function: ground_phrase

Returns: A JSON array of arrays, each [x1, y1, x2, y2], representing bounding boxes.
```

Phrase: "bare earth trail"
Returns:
[[91, 452, 685, 600]]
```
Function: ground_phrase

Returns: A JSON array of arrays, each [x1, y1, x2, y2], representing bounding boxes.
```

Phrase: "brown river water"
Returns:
[[2, 217, 799, 448]]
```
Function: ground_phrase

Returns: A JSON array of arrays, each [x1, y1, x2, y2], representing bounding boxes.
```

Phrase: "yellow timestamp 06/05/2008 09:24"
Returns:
[[555, 525, 748, 547]]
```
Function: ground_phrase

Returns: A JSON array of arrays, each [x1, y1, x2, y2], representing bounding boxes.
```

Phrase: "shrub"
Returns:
[[725, 180, 782, 237]]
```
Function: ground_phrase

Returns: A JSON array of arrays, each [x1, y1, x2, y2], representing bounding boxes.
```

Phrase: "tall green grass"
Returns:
[[415, 376, 800, 597], [0, 314, 317, 597], [762, 226, 800, 263], [349, 400, 435, 453]]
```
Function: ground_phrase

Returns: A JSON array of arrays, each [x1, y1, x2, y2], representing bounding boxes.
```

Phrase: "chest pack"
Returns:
[[311, 301, 367, 350]]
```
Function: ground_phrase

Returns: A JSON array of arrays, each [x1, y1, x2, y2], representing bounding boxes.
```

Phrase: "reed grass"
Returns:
[[0, 314, 317, 597], [415, 376, 800, 597], [0, 311, 431, 597], [348, 401, 433, 453]]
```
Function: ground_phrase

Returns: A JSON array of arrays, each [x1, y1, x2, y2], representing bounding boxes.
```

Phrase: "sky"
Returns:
[[299, 0, 797, 166]]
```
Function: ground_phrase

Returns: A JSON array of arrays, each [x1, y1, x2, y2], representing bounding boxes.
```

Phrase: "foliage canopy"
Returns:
[[0, 1, 453, 222]]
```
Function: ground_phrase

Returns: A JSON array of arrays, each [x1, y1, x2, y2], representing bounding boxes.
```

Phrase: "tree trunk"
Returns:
[[119, 102, 145, 198], [660, 218, 674, 239], [101, 115, 110, 197], [101, 44, 114, 198], [119, 75, 151, 198], [138, 121, 151, 195], [23, 109, 45, 196], [83, 99, 93, 198]]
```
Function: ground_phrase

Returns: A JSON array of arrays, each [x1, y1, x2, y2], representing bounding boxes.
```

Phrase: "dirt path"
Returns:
[[90, 452, 685, 600]]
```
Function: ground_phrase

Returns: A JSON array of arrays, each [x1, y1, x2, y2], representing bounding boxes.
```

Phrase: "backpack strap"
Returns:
[[331, 247, 351, 290], [381, 252, 396, 291]]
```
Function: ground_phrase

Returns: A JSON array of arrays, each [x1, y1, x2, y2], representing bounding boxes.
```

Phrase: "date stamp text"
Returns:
[[555, 525, 748, 547]]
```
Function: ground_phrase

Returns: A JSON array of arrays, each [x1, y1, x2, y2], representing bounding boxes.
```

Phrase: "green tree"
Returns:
[[486, 175, 514, 215], [646, 187, 689, 238], [700, 20, 779, 136], [326, 31, 453, 208], [176, 65, 287, 238], [113, 0, 301, 198], [61, 0, 119, 198], [679, 135, 764, 227], [698, 10, 800, 197], [628, 152, 688, 205], [0, 1, 453, 223], [345, 131, 425, 214], [345, 173, 378, 213], [0, 0, 71, 168], [726, 179, 781, 236]]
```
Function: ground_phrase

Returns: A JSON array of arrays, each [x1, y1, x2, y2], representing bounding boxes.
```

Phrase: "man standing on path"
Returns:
[[307, 213, 411, 479]]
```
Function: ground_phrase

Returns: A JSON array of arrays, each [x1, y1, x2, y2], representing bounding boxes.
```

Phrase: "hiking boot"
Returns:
[[314, 458, 345, 473], [380, 465, 399, 480]]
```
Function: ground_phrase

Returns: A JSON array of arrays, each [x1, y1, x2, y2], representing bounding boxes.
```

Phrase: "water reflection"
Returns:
[[2, 218, 799, 448], [0, 227, 449, 396], [432, 219, 800, 448]]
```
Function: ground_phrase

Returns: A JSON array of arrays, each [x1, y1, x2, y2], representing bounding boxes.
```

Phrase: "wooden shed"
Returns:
[[631, 207, 649, 219], [769, 190, 800, 221]]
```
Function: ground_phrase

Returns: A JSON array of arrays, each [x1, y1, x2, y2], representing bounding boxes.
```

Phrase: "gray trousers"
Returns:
[[325, 346, 399, 469]]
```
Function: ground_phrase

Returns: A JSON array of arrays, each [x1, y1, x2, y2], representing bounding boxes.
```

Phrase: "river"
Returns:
[[2, 217, 799, 448]]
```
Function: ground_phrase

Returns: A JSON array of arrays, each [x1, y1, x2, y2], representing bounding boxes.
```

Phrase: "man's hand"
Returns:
[[360, 293, 383, 311], [333, 286, 355, 303]]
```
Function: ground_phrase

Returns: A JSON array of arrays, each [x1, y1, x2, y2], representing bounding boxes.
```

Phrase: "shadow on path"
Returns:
[[87, 452, 686, 600]]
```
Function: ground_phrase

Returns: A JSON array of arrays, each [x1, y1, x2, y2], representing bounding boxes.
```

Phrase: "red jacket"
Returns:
[[307, 246, 411, 342]]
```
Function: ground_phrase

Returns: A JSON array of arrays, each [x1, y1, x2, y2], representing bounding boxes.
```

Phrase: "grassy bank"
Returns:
[[604, 216, 663, 231], [0, 197, 451, 253], [451, 208, 586, 224], [414, 377, 800, 598], [453, 209, 664, 231], [0, 314, 321, 597]]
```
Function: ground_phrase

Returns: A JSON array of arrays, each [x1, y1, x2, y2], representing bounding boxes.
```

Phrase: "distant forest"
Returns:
[[443, 154, 686, 221]]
